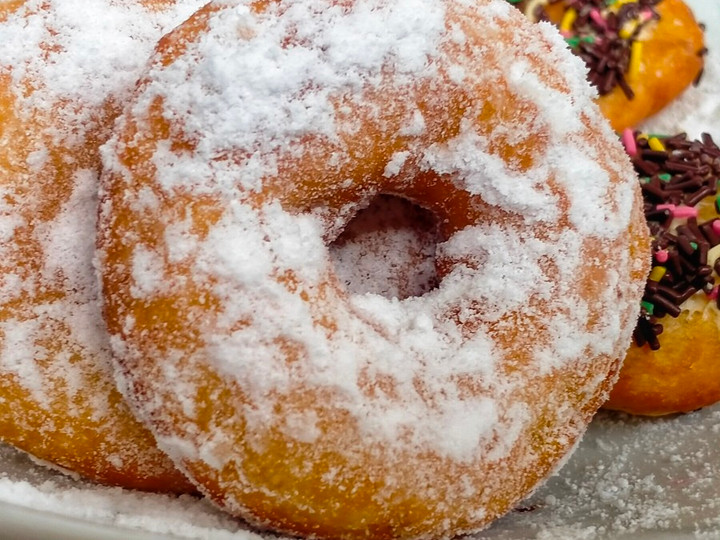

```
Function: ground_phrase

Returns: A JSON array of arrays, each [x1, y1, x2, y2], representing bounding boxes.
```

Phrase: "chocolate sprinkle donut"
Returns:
[[623, 131, 720, 349]]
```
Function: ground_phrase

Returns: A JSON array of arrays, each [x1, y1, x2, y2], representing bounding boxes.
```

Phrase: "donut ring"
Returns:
[[98, 0, 649, 537], [514, 0, 705, 133], [605, 131, 720, 416], [0, 0, 202, 491]]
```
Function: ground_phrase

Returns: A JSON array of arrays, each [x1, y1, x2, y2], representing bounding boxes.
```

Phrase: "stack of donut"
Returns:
[[508, 0, 719, 417], [1, 0, 651, 538]]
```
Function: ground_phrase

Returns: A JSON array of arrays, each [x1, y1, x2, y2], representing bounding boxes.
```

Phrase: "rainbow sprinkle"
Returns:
[[648, 136, 666, 152], [627, 131, 720, 349], [622, 128, 637, 156], [560, 8, 577, 31], [629, 41, 643, 81]]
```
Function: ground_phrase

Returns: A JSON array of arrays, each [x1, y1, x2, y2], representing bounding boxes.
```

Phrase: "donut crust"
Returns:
[[539, 0, 704, 132], [598, 0, 704, 132], [606, 307, 720, 416]]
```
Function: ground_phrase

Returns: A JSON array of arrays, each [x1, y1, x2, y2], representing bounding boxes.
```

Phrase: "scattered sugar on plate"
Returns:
[[3, 403, 720, 539]]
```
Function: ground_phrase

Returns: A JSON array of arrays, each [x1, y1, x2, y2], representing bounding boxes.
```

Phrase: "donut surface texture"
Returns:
[[605, 131, 720, 416], [97, 0, 649, 537], [0, 0, 205, 491], [513, 0, 705, 133]]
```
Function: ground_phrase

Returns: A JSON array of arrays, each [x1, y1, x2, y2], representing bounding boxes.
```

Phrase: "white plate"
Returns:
[[0, 500, 177, 540], [2, 0, 720, 538]]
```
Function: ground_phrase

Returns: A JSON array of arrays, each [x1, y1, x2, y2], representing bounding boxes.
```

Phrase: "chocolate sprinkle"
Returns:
[[629, 132, 720, 350]]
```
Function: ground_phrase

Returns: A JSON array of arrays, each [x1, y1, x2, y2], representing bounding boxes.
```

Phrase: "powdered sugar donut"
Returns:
[[0, 0, 206, 491], [97, 0, 649, 537]]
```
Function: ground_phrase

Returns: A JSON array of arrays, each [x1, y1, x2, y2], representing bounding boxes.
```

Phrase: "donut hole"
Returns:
[[329, 195, 440, 300]]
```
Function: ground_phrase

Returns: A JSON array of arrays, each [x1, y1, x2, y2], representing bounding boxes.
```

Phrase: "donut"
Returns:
[[0, 0, 205, 491], [604, 130, 720, 416], [97, 0, 649, 537], [510, 0, 706, 133]]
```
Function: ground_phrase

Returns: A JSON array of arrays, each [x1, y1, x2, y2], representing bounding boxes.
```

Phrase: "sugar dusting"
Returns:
[[100, 0, 640, 471], [0, 0, 206, 484], [1, 0, 718, 538], [0, 0, 206, 400]]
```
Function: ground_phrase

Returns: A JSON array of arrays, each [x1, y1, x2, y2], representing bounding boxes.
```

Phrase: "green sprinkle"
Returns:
[[565, 37, 580, 48], [640, 176, 650, 184], [506, 0, 522, 3], [658, 173, 672, 182], [580, 36, 596, 43], [641, 301, 655, 315], [715, 194, 720, 213], [690, 242, 698, 250]]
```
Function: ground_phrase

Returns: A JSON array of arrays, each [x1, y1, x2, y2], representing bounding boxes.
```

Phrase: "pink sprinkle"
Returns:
[[621, 128, 637, 156], [655, 204, 697, 219], [655, 250, 669, 263], [709, 286, 719, 301], [590, 8, 607, 29], [713, 220, 720, 235], [560, 30, 573, 38], [639, 9, 653, 23], [672, 206, 699, 219]]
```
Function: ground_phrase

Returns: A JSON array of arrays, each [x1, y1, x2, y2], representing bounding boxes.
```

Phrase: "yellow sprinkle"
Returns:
[[649, 266, 666, 282], [648, 136, 666, 152], [560, 8, 577, 32], [629, 41, 643, 80], [619, 19, 639, 39]]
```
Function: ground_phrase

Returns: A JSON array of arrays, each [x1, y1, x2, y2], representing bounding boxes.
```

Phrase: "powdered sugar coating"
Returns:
[[98, 0, 648, 536], [0, 0, 205, 489], [330, 196, 439, 299]]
